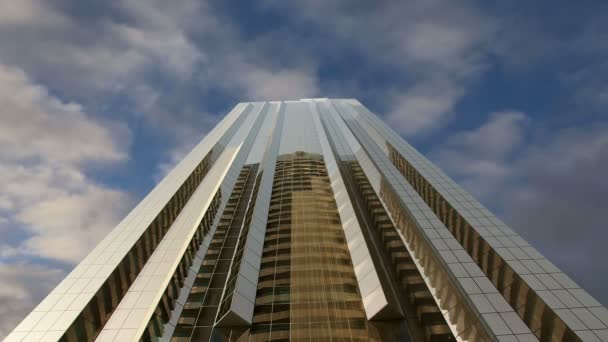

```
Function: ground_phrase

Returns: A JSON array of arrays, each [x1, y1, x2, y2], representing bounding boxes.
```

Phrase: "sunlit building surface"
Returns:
[[6, 99, 608, 342]]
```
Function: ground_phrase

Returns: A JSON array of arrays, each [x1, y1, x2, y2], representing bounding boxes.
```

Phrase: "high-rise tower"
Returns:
[[6, 99, 607, 342]]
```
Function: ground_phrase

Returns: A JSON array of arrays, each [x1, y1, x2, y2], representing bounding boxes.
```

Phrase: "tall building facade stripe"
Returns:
[[333, 103, 512, 340], [345, 99, 608, 341], [320, 101, 472, 340], [5, 103, 254, 342], [156, 103, 279, 341], [321, 101, 497, 340], [153, 107, 277, 341], [168, 164, 258, 341], [216, 102, 286, 326], [245, 103, 279, 164], [278, 101, 322, 154], [318, 103, 440, 340], [345, 159, 454, 340], [96, 102, 271, 341], [309, 100, 396, 320]]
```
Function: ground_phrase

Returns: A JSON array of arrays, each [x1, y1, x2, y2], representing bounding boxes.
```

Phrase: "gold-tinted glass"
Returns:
[[251, 152, 375, 341]]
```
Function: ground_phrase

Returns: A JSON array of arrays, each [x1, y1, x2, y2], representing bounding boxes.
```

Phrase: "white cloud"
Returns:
[[0, 0, 322, 142], [0, 0, 67, 27], [6, 165, 133, 263], [240, 68, 319, 101], [0, 0, 205, 104], [398, 19, 489, 74], [0, 63, 134, 338], [382, 3, 495, 136], [0, 65, 128, 164], [447, 111, 528, 158], [0, 63, 133, 263], [109, 22, 203, 80], [386, 79, 466, 135], [431, 111, 528, 198], [261, 0, 497, 136]]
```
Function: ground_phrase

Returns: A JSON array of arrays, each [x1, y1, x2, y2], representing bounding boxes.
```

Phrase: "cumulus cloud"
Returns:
[[0, 65, 128, 164], [0, 3, 195, 99], [432, 113, 608, 305], [0, 64, 134, 337], [385, 79, 466, 135], [0, 0, 67, 28], [0, 63, 133, 262], [262, 0, 497, 136], [0, 0, 320, 120], [431, 111, 528, 198], [4, 165, 133, 263], [227, 67, 319, 101]]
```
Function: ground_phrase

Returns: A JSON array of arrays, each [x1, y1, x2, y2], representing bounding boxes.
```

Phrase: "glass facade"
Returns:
[[7, 99, 606, 342], [172, 164, 258, 341], [251, 152, 370, 340]]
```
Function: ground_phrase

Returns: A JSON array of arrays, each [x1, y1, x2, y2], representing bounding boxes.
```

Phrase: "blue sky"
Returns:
[[0, 0, 607, 336]]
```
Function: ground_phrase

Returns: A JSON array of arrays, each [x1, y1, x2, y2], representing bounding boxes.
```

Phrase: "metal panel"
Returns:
[[95, 103, 270, 341], [5, 103, 253, 342], [308, 100, 394, 320], [331, 100, 531, 341], [215, 102, 285, 326]]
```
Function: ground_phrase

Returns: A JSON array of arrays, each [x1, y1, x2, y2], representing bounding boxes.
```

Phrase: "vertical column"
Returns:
[[309, 100, 400, 320], [96, 103, 270, 341], [215, 103, 285, 326], [158, 103, 277, 341]]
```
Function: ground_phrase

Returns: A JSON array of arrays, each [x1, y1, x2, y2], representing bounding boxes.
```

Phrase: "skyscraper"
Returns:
[[6, 99, 607, 342]]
